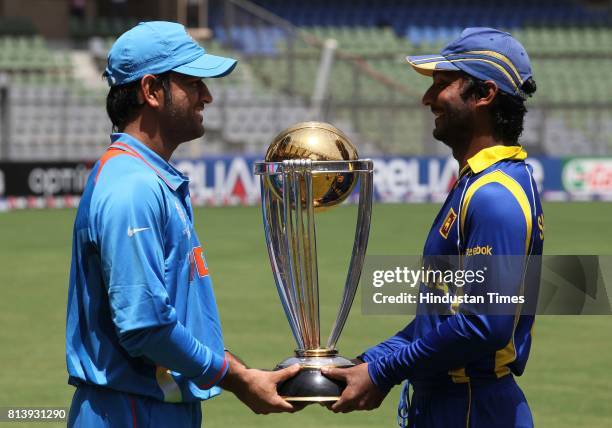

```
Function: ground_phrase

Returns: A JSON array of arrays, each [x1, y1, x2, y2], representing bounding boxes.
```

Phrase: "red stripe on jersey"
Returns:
[[199, 357, 228, 390], [111, 142, 174, 189], [130, 396, 137, 428], [95, 148, 135, 183]]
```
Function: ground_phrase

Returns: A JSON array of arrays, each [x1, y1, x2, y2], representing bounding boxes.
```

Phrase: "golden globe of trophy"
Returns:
[[254, 122, 374, 403]]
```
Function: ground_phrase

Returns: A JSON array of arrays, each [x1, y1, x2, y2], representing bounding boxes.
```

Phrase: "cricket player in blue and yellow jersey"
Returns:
[[322, 28, 544, 427], [66, 22, 298, 427]]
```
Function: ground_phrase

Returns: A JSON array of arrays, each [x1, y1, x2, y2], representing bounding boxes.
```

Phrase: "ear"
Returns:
[[139, 74, 164, 109], [474, 80, 498, 107]]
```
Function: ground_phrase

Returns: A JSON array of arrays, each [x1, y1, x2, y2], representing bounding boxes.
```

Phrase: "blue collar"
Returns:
[[109, 133, 188, 191]]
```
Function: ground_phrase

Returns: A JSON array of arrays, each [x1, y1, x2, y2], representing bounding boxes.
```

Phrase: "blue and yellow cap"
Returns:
[[104, 21, 237, 87], [406, 27, 532, 100]]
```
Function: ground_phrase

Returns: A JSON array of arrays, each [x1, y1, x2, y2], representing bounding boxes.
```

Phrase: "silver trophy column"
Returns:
[[254, 158, 373, 402]]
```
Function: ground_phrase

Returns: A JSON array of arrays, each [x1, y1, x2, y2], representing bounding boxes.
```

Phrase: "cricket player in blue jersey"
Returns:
[[322, 28, 544, 427], [66, 21, 299, 427]]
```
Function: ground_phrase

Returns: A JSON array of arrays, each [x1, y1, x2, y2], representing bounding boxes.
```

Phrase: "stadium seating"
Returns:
[[7, 80, 110, 160], [0, 36, 71, 73], [242, 0, 612, 30], [69, 16, 139, 40], [0, 1, 611, 159], [0, 17, 37, 36]]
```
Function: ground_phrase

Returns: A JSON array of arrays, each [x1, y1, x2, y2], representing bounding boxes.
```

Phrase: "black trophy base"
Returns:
[[275, 350, 354, 403]]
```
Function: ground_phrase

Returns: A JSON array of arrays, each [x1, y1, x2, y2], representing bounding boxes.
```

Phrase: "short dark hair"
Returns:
[[105, 72, 173, 132], [460, 73, 537, 145]]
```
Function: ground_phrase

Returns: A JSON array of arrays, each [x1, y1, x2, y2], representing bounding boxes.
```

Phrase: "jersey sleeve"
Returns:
[[359, 321, 415, 363], [120, 323, 229, 388], [367, 181, 530, 392]]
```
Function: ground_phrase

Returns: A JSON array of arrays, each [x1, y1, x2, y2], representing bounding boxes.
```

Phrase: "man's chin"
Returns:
[[190, 124, 206, 140], [432, 130, 455, 148], [173, 128, 205, 144], [432, 128, 446, 142]]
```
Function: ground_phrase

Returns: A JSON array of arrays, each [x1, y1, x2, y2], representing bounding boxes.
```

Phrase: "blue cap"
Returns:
[[406, 27, 532, 100], [104, 21, 237, 87]]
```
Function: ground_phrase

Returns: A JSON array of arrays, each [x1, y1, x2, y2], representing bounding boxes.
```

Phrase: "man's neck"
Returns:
[[452, 136, 503, 171], [122, 123, 176, 162]]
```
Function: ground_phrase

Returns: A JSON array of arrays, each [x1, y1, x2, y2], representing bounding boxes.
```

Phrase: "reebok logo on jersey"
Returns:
[[466, 245, 493, 256], [439, 208, 457, 239], [127, 227, 150, 237]]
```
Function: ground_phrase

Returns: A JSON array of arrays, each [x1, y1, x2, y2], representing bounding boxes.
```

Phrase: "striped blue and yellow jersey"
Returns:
[[66, 133, 228, 403], [363, 145, 544, 391]]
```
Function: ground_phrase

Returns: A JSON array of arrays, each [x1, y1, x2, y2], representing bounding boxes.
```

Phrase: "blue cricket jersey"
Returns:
[[66, 133, 228, 403], [362, 145, 544, 391]]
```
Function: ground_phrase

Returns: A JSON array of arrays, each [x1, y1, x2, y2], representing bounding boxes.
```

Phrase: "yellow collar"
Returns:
[[460, 145, 527, 175]]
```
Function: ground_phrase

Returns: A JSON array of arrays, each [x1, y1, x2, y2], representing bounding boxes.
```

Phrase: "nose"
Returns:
[[200, 82, 213, 104], [422, 85, 434, 106]]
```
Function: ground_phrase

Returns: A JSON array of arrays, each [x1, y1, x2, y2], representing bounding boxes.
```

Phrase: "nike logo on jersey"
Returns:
[[127, 227, 150, 237]]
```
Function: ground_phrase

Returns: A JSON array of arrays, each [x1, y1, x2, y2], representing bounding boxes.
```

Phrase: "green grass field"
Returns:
[[0, 202, 611, 427]]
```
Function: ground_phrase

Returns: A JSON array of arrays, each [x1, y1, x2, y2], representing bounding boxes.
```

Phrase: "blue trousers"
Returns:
[[408, 376, 533, 428], [68, 384, 202, 428]]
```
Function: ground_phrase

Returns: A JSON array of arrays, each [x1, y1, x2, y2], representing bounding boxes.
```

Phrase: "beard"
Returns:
[[159, 99, 205, 144], [432, 103, 474, 149]]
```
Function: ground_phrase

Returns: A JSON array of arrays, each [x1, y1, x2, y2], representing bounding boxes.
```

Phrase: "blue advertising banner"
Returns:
[[1, 156, 611, 210], [172, 155, 612, 205]]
